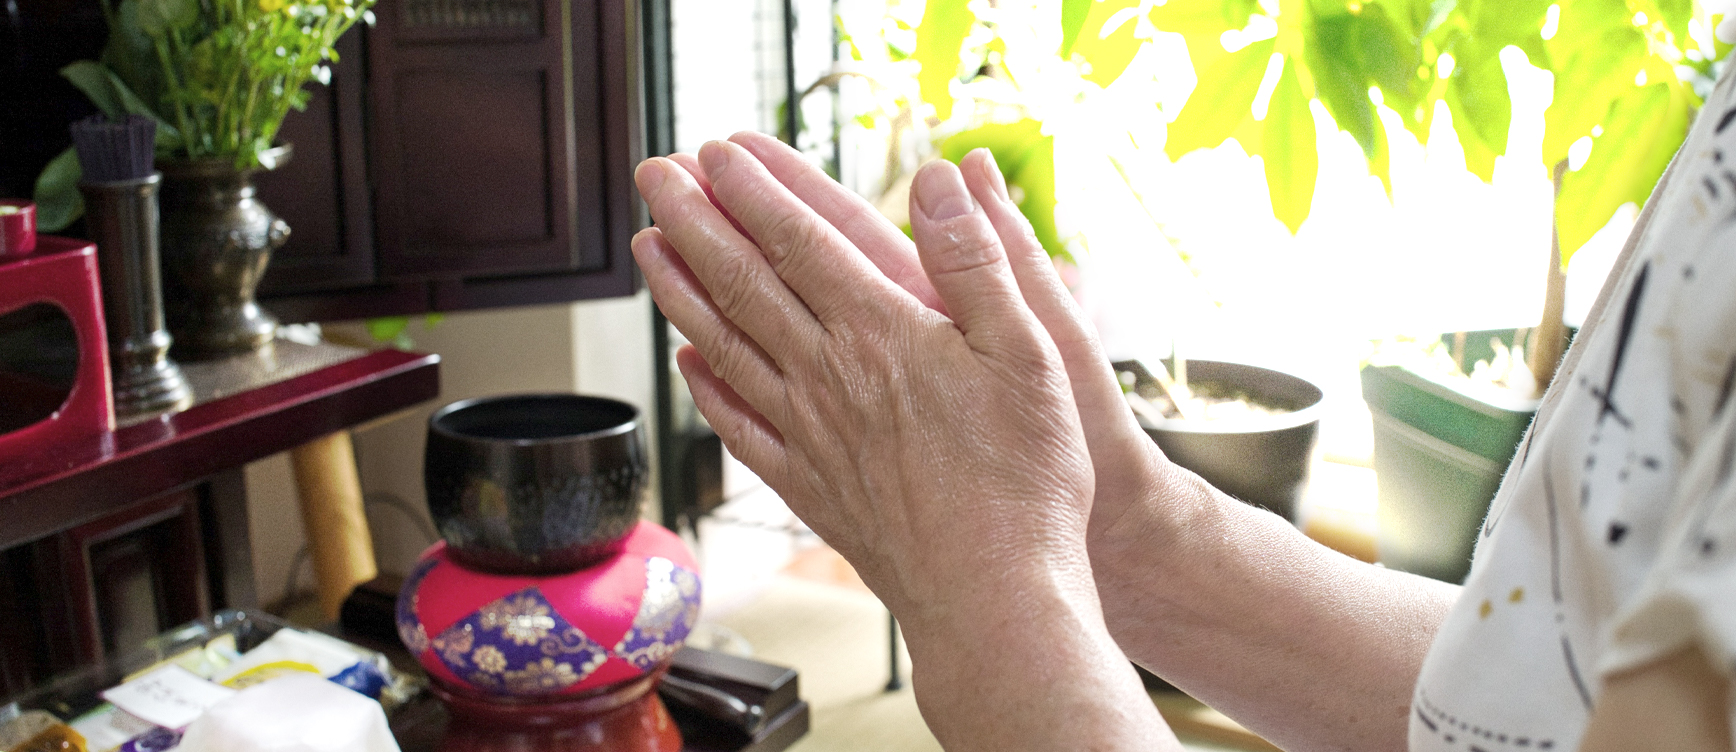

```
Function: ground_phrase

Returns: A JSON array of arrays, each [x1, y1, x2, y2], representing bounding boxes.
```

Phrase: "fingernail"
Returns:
[[914, 161, 976, 220], [699, 141, 730, 179], [635, 159, 667, 198], [978, 149, 1010, 203], [630, 228, 661, 260]]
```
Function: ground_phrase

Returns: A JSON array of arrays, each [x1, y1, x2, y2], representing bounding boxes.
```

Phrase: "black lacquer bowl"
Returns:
[[425, 394, 650, 574]]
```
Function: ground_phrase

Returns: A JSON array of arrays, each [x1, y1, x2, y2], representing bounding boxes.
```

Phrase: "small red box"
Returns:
[[0, 200, 37, 259], [0, 237, 116, 461]]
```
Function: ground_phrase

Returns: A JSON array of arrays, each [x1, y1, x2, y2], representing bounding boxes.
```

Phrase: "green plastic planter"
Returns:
[[1360, 357, 1538, 583]]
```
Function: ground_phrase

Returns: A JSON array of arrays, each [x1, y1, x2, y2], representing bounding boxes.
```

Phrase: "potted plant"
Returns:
[[1129, 0, 1724, 581], [34, 0, 374, 357], [819, 0, 1728, 579]]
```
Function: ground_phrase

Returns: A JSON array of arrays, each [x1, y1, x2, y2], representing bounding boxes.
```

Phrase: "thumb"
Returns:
[[907, 159, 1031, 344]]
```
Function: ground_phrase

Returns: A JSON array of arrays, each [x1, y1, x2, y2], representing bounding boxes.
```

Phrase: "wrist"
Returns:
[[1087, 458, 1220, 577], [893, 529, 1100, 640]]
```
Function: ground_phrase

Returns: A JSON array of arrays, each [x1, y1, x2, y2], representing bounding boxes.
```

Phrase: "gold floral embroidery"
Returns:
[[479, 592, 557, 646], [632, 558, 685, 641], [503, 657, 583, 694], [433, 624, 475, 668], [542, 627, 602, 657], [472, 645, 507, 674], [613, 557, 701, 669], [467, 672, 503, 692], [402, 622, 429, 655]]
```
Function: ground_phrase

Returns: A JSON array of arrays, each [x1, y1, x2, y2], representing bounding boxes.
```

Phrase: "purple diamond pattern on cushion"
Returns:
[[431, 586, 608, 696], [612, 557, 702, 671], [396, 556, 439, 655]]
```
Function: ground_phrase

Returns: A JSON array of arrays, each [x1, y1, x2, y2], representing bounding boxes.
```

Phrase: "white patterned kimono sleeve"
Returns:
[[1601, 384, 1736, 698]]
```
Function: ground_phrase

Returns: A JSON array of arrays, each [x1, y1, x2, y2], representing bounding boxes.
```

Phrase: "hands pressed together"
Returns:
[[632, 133, 1455, 752], [634, 132, 1179, 749], [633, 131, 1175, 598]]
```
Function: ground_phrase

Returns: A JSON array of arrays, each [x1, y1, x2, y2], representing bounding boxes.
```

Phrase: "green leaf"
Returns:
[[1148, 0, 1261, 74], [366, 316, 411, 344], [1350, 3, 1423, 99], [135, 0, 194, 35], [32, 148, 85, 232], [1444, 40, 1511, 182], [1258, 58, 1317, 234], [1462, 0, 1551, 60], [62, 61, 127, 118], [1648, 0, 1693, 49], [100, 0, 163, 105], [1060, 0, 1092, 58], [1308, 0, 1357, 20], [1072, 0, 1145, 87], [1541, 0, 1647, 165], [1305, 14, 1377, 157], [59, 61, 181, 150], [941, 119, 1066, 260], [1369, 113, 1392, 199], [913, 0, 975, 121], [149, 0, 197, 30], [1556, 81, 1689, 264], [103, 68, 183, 149], [1164, 38, 1276, 160]]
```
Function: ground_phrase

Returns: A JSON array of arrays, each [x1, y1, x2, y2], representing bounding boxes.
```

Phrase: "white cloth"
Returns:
[[177, 674, 400, 752], [1410, 64, 1736, 751]]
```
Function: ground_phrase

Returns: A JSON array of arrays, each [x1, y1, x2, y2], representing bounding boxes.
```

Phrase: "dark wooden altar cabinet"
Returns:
[[0, 344, 439, 697]]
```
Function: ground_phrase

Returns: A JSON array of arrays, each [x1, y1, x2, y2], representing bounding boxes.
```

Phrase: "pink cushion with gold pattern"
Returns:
[[396, 521, 700, 697]]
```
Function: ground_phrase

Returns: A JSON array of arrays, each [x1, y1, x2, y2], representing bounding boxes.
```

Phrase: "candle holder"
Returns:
[[0, 200, 37, 259]]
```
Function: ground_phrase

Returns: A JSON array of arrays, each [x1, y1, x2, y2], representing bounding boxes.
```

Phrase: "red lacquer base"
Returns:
[[432, 671, 683, 751]]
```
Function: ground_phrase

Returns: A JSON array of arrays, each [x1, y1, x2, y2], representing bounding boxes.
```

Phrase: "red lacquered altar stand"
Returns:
[[0, 238, 440, 691]]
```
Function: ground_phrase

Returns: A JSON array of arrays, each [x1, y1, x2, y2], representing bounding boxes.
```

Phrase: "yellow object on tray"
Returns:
[[0, 711, 88, 752]]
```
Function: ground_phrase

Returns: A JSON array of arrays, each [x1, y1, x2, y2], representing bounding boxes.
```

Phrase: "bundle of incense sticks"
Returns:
[[70, 114, 157, 182]]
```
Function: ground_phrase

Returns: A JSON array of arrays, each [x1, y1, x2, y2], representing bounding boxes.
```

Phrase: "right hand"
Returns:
[[702, 133, 1185, 546]]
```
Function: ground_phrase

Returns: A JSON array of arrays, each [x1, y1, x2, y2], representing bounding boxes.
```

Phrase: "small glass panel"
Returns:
[[401, 0, 541, 31]]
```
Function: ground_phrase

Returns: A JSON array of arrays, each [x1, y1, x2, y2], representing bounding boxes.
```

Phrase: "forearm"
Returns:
[[898, 555, 1183, 752], [1091, 459, 1460, 752]]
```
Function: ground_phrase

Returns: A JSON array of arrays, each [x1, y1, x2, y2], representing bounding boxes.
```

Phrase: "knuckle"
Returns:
[[705, 252, 759, 317], [760, 209, 829, 267], [930, 230, 1005, 277], [707, 336, 754, 386]]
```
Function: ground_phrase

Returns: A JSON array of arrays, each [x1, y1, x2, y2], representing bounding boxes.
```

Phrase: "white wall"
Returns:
[[244, 293, 656, 605]]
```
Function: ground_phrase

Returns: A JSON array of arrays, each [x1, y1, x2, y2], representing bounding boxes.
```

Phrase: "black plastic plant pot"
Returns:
[[1360, 363, 1538, 583], [424, 393, 650, 575], [1134, 360, 1324, 522]]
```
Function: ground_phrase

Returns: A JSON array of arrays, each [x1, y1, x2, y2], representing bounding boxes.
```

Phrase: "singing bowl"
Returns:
[[425, 394, 650, 574]]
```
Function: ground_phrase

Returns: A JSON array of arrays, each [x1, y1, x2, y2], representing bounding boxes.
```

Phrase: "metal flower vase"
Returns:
[[157, 144, 291, 359]]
